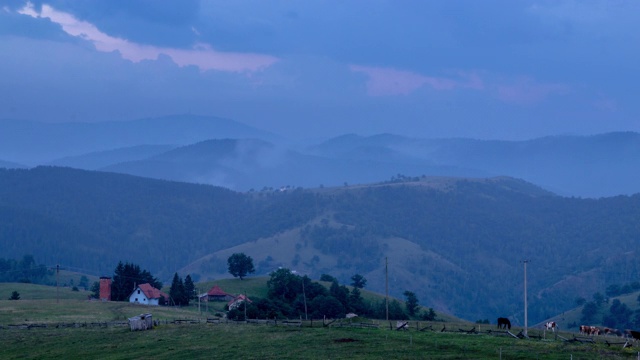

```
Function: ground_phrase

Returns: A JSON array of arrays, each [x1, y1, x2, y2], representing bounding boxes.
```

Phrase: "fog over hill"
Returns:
[[1, 115, 639, 197], [2, 166, 640, 323]]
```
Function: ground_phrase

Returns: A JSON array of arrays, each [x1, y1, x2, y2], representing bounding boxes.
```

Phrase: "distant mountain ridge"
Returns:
[[0, 114, 280, 164], [2, 115, 639, 197]]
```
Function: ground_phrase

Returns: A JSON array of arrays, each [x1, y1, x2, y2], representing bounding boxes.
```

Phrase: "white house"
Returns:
[[128, 283, 168, 306]]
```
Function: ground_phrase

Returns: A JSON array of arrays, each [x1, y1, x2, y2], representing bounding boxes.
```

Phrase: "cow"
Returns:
[[580, 325, 600, 335], [497, 317, 511, 330], [603, 327, 621, 336], [580, 325, 589, 335], [544, 321, 557, 332]]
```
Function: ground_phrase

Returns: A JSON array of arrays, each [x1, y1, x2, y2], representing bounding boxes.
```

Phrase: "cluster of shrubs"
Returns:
[[227, 269, 437, 321]]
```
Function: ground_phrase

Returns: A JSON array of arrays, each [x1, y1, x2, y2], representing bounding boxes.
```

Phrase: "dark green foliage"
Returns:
[[309, 295, 345, 319], [403, 291, 419, 316], [348, 287, 368, 315], [350, 274, 367, 289], [329, 281, 349, 309], [319, 274, 337, 282], [110, 262, 161, 301], [227, 253, 255, 280], [9, 291, 20, 300], [581, 301, 599, 323], [422, 308, 437, 321], [0, 255, 47, 284], [267, 268, 301, 302], [302, 278, 328, 301], [184, 275, 195, 300], [592, 292, 605, 306], [169, 273, 188, 306], [575, 297, 586, 307], [90, 281, 100, 299], [265, 269, 375, 319], [603, 299, 634, 329], [606, 284, 621, 297]]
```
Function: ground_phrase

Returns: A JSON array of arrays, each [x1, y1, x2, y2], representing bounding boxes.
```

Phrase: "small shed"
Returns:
[[128, 313, 153, 331]]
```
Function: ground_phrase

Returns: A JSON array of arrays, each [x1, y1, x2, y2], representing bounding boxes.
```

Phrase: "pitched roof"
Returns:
[[136, 283, 168, 300], [207, 285, 231, 297], [227, 294, 252, 307]]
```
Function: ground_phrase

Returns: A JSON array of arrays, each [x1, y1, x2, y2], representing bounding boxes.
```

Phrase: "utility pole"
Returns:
[[302, 278, 308, 320], [385, 257, 389, 321], [56, 264, 59, 304], [523, 260, 529, 338]]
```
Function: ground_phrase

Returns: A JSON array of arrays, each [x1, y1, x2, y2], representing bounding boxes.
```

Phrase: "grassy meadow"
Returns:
[[2, 282, 640, 359]]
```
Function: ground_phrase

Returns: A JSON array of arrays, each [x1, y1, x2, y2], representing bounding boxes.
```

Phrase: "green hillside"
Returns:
[[2, 167, 640, 325]]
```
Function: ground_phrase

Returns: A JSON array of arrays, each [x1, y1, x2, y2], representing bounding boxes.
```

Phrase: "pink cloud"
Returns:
[[350, 65, 484, 96], [18, 2, 278, 73], [496, 77, 569, 105]]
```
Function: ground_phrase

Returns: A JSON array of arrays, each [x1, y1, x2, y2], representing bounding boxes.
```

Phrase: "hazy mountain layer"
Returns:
[[0, 115, 279, 164], [2, 166, 640, 324], [2, 114, 639, 197]]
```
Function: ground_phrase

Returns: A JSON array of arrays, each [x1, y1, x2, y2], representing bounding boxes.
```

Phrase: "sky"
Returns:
[[1, 0, 639, 140]]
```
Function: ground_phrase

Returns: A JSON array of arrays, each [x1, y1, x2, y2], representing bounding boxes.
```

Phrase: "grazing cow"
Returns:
[[497, 317, 511, 330], [580, 325, 589, 335], [603, 327, 621, 336], [545, 321, 557, 332], [580, 325, 600, 335]]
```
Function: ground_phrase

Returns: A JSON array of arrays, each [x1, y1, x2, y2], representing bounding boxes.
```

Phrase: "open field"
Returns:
[[2, 321, 639, 359], [2, 282, 639, 359]]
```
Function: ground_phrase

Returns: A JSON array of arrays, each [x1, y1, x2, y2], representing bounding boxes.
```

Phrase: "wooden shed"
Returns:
[[128, 313, 153, 331]]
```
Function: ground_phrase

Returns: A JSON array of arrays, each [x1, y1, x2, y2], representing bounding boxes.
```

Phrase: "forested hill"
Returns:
[[2, 166, 640, 324], [0, 167, 319, 276]]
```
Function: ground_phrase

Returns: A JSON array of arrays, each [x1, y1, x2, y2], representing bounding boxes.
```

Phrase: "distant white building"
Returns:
[[128, 283, 168, 306]]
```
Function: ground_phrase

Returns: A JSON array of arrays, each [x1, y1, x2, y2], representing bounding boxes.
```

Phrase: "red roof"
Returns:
[[227, 294, 252, 307], [207, 285, 231, 297], [137, 283, 168, 300]]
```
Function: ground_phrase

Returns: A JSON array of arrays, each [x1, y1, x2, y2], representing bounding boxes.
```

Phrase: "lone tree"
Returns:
[[351, 274, 367, 289], [9, 291, 20, 300], [227, 253, 255, 280], [403, 290, 419, 316]]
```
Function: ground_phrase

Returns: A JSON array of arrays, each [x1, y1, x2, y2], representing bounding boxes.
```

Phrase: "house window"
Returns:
[[135, 298, 138, 302], [137, 290, 141, 294]]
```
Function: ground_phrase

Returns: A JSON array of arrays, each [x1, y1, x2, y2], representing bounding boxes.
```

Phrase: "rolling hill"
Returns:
[[2, 166, 640, 324]]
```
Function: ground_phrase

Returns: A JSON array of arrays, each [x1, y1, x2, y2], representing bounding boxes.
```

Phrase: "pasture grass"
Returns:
[[1, 322, 638, 359], [2, 282, 637, 359]]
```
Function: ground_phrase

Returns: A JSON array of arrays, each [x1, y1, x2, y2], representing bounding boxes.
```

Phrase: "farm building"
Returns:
[[201, 285, 234, 302], [128, 283, 168, 306], [228, 294, 252, 310]]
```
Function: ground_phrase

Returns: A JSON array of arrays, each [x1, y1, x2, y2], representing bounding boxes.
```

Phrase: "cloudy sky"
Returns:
[[1, 0, 638, 140]]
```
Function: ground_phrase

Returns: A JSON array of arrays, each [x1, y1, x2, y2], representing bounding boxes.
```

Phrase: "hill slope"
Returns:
[[2, 167, 640, 324]]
